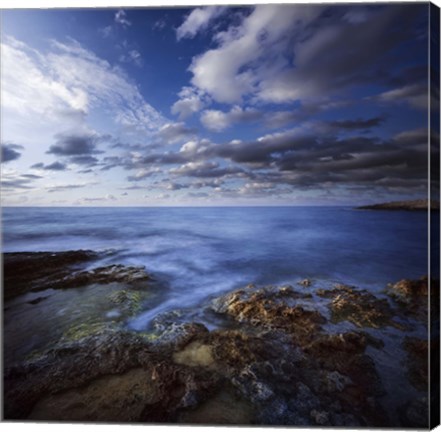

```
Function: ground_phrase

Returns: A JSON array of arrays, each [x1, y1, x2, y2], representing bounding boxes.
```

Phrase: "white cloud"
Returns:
[[1, 36, 166, 143], [157, 122, 195, 144], [189, 5, 321, 104], [99, 26, 112, 38], [176, 6, 226, 40], [119, 49, 143, 67], [171, 86, 208, 120], [179, 139, 211, 155], [200, 105, 261, 131], [200, 110, 230, 132], [115, 10, 131, 27], [373, 84, 428, 110]]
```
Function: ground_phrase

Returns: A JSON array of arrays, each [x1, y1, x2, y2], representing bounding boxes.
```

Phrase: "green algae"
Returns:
[[108, 289, 147, 315], [62, 322, 115, 342]]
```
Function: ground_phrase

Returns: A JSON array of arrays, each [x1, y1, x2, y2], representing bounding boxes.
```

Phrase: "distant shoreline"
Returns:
[[357, 199, 440, 211]]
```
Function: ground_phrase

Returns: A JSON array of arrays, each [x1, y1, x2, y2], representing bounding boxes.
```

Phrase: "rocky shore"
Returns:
[[3, 251, 438, 427], [357, 199, 439, 211]]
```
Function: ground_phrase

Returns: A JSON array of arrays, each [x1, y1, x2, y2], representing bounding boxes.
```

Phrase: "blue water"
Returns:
[[2, 206, 430, 327]]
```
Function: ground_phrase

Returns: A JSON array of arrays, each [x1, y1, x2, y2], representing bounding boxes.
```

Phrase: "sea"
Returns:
[[2, 206, 433, 329], [3, 206, 436, 415]]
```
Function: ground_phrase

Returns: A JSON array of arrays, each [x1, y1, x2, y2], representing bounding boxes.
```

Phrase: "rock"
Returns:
[[4, 320, 221, 423], [3, 250, 99, 300], [210, 286, 326, 344], [62, 264, 151, 288], [4, 323, 153, 419], [387, 277, 428, 303], [402, 337, 428, 391], [298, 279, 312, 287], [108, 289, 145, 316], [3, 250, 151, 301], [322, 370, 353, 393], [29, 368, 158, 422], [387, 277, 439, 322], [401, 397, 429, 428], [357, 199, 438, 211], [151, 322, 210, 351], [317, 285, 400, 329], [310, 409, 330, 425], [5, 276, 405, 427], [177, 388, 255, 425], [173, 341, 215, 368]]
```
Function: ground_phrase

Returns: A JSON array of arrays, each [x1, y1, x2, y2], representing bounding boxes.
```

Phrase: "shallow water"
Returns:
[[2, 206, 430, 330]]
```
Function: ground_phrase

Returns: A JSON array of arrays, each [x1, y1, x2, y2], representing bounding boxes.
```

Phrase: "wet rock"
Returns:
[[5, 277, 404, 426], [29, 368, 157, 422], [173, 341, 215, 368], [27, 296, 49, 305], [177, 388, 255, 425], [62, 264, 151, 288], [401, 396, 429, 428], [211, 286, 326, 344], [151, 322, 210, 351], [5, 320, 220, 422], [402, 337, 428, 391], [108, 289, 145, 316], [298, 278, 312, 287], [4, 323, 153, 419], [310, 409, 330, 425], [322, 370, 353, 393], [317, 285, 399, 329], [3, 250, 99, 300], [387, 277, 439, 322], [387, 277, 428, 303], [3, 250, 151, 301]]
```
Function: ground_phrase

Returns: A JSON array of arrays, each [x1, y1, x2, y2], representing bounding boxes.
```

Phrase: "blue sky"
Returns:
[[0, 3, 435, 206]]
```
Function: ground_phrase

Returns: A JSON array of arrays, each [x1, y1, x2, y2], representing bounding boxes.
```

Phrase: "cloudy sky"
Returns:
[[0, 3, 435, 206]]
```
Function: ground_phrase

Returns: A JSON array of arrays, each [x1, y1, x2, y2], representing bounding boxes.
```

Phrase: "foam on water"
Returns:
[[2, 206, 431, 329]]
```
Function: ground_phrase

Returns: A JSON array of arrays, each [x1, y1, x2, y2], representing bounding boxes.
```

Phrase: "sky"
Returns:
[[0, 3, 436, 206]]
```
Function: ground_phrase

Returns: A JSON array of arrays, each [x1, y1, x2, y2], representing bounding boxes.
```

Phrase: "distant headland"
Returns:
[[357, 199, 440, 211]]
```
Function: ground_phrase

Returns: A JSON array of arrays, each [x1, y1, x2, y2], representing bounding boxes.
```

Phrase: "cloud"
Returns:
[[99, 26, 112, 38], [200, 106, 262, 131], [127, 167, 161, 182], [69, 156, 99, 166], [329, 116, 385, 131], [2, 36, 166, 141], [153, 19, 166, 31], [170, 160, 245, 178], [119, 49, 143, 67], [31, 161, 67, 171], [176, 6, 226, 40], [2, 143, 23, 163], [47, 182, 97, 193], [47, 133, 99, 156], [157, 122, 196, 144], [1, 170, 42, 191], [187, 4, 425, 104], [115, 10, 131, 27], [188, 4, 321, 104], [171, 86, 208, 120], [372, 84, 428, 109]]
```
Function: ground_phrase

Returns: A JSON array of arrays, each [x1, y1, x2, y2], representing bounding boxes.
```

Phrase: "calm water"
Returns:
[[2, 206, 430, 328]]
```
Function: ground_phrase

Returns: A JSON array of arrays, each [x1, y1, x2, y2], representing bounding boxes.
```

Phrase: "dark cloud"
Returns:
[[170, 161, 245, 178], [329, 116, 385, 130], [69, 156, 99, 166], [1, 172, 42, 190], [2, 143, 23, 163], [47, 133, 102, 157], [31, 161, 67, 171], [47, 183, 95, 193], [258, 4, 427, 102]]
